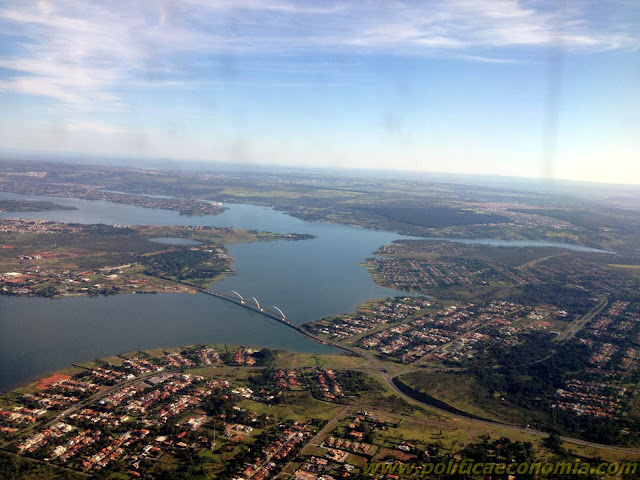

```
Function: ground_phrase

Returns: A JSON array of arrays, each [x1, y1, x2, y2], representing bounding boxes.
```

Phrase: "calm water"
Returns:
[[0, 192, 411, 391], [0, 191, 610, 391]]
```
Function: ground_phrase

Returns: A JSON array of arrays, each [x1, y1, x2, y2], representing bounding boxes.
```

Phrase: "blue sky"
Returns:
[[0, 1, 639, 184]]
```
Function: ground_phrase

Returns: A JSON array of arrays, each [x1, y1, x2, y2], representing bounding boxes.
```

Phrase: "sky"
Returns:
[[0, 1, 639, 184]]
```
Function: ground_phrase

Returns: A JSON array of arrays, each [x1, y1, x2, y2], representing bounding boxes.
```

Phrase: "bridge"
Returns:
[[191, 288, 342, 351], [136, 256, 304, 335], [197, 289, 331, 347], [134, 267, 331, 346], [200, 289, 295, 327]]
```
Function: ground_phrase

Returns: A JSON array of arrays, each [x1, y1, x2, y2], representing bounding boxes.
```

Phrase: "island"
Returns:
[[0, 199, 78, 213]]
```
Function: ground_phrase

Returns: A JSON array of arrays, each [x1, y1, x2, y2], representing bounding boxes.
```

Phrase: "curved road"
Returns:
[[300, 327, 640, 455], [152, 274, 640, 455]]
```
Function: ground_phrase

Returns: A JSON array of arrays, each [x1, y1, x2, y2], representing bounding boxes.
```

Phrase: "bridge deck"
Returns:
[[201, 290, 290, 323], [198, 289, 334, 348]]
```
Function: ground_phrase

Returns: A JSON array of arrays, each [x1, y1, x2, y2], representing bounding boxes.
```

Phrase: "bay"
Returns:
[[0, 191, 610, 391]]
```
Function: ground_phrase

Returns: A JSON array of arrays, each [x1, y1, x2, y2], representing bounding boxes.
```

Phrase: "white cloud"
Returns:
[[0, 0, 637, 112], [183, 0, 346, 15]]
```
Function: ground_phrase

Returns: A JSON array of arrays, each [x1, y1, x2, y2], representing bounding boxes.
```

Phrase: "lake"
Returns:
[[0, 191, 611, 391]]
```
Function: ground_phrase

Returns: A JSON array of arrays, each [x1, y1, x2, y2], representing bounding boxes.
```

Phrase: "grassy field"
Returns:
[[609, 264, 640, 278], [399, 370, 536, 425], [237, 394, 343, 423], [273, 352, 366, 369], [0, 451, 85, 480]]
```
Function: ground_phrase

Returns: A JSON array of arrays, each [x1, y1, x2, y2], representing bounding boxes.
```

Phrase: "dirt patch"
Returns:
[[35, 373, 71, 391]]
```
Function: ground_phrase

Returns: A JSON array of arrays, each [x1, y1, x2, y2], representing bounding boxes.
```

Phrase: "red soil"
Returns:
[[35, 373, 71, 391]]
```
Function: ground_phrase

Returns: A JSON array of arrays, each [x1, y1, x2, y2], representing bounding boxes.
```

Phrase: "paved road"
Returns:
[[275, 405, 351, 480], [562, 295, 609, 341], [17, 370, 161, 438], [130, 273, 640, 455], [377, 367, 640, 454], [296, 327, 640, 455], [303, 405, 351, 451]]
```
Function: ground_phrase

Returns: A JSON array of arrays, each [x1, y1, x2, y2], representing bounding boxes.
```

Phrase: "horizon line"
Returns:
[[1, 147, 639, 189]]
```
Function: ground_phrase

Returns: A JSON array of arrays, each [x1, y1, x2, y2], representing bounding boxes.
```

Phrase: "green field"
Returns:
[[400, 370, 537, 425]]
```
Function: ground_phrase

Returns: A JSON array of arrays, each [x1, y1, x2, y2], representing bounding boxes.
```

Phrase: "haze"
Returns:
[[0, 0, 639, 184]]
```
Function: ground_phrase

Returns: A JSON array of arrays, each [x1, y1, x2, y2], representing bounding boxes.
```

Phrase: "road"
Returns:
[[302, 405, 351, 451], [291, 323, 640, 455], [275, 405, 351, 479], [247, 431, 300, 480], [124, 272, 640, 455], [18, 370, 161, 437], [377, 361, 640, 454], [561, 295, 609, 341]]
